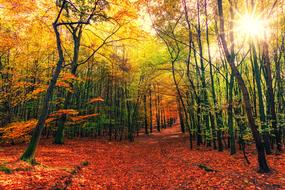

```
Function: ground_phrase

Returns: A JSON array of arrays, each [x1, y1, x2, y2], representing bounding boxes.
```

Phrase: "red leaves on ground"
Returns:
[[0, 125, 284, 189]]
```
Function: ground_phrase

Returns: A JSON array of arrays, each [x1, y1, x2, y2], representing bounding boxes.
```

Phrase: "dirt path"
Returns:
[[0, 125, 284, 189]]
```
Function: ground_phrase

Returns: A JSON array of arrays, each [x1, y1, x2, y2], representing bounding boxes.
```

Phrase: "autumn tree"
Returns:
[[20, 0, 108, 162]]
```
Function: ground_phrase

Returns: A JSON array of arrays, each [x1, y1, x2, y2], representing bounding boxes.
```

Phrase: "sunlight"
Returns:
[[137, 8, 156, 35], [236, 13, 269, 39]]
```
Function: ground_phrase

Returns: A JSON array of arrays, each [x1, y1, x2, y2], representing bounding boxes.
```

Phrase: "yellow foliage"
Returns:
[[70, 114, 99, 123], [45, 117, 57, 126], [49, 109, 79, 118], [31, 87, 46, 96], [61, 72, 78, 81], [56, 81, 70, 88], [0, 119, 37, 143], [89, 97, 105, 104], [56, 81, 74, 92], [0, 0, 37, 13], [113, 9, 138, 20], [0, 29, 19, 52]]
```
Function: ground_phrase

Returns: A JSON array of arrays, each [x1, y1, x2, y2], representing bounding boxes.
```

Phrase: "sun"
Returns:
[[236, 13, 269, 40]]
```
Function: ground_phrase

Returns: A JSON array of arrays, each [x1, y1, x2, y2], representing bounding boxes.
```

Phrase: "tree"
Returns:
[[217, 0, 270, 173], [20, 0, 107, 162]]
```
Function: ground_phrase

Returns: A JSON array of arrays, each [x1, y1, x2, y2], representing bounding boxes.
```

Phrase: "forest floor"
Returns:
[[0, 125, 285, 190]]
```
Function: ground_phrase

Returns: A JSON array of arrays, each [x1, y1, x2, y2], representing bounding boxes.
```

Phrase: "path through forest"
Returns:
[[0, 124, 285, 189]]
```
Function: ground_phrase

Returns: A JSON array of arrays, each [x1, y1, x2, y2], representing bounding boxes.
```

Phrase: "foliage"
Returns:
[[49, 109, 79, 118], [89, 97, 104, 104], [0, 120, 37, 143], [0, 165, 12, 174]]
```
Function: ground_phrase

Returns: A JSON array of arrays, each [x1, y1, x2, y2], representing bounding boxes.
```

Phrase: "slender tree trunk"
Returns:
[[217, 0, 270, 173], [182, 0, 202, 147], [205, 0, 221, 150], [21, 21, 65, 162], [251, 44, 271, 154], [197, 0, 211, 146], [177, 98, 185, 133], [125, 83, 134, 142], [144, 94, 149, 134], [228, 73, 236, 154], [262, 38, 282, 152], [149, 86, 153, 133], [54, 28, 82, 144], [156, 91, 161, 132], [171, 61, 188, 134]]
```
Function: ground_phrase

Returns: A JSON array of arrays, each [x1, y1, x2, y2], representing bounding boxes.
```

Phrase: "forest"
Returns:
[[0, 0, 284, 189]]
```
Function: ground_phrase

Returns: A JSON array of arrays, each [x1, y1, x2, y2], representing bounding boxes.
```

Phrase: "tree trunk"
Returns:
[[262, 39, 282, 152], [197, 0, 211, 146], [21, 23, 65, 162], [149, 86, 153, 133], [217, 0, 270, 173], [251, 44, 271, 154], [144, 94, 149, 134], [228, 73, 236, 154]]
